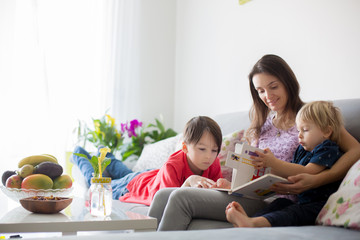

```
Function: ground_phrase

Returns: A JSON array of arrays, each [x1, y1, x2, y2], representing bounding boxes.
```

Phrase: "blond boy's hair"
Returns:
[[296, 101, 344, 143]]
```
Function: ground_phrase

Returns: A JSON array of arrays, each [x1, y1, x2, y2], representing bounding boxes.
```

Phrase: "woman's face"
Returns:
[[252, 73, 288, 114]]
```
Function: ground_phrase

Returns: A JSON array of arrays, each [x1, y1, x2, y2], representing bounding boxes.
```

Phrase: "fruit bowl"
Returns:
[[20, 196, 73, 214], [0, 185, 73, 202]]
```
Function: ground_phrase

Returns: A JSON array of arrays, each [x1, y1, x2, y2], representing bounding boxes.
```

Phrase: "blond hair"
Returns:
[[296, 101, 344, 143]]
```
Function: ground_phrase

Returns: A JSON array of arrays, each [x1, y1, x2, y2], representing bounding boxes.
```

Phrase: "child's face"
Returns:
[[296, 118, 330, 151], [183, 131, 219, 175]]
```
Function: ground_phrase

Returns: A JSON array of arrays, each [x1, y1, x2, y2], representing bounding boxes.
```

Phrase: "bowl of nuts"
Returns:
[[19, 196, 73, 214]]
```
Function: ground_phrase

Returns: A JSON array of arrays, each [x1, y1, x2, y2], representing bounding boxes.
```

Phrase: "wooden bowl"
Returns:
[[19, 196, 73, 214]]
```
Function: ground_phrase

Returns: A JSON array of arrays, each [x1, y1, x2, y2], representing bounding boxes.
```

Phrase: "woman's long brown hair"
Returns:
[[245, 54, 304, 142]]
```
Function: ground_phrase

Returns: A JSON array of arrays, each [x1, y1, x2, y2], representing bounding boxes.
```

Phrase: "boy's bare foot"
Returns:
[[225, 201, 254, 227]]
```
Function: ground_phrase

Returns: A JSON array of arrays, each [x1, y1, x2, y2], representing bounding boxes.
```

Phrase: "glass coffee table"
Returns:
[[0, 197, 157, 236]]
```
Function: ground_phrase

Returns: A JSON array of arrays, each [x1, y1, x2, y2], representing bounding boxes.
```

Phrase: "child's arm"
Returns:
[[282, 127, 360, 192], [306, 127, 360, 186], [252, 148, 326, 178], [270, 127, 360, 195]]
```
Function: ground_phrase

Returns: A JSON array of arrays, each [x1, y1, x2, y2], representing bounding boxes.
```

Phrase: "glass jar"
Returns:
[[89, 177, 112, 217]]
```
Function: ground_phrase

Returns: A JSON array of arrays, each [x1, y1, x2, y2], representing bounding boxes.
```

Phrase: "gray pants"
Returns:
[[148, 187, 267, 231]]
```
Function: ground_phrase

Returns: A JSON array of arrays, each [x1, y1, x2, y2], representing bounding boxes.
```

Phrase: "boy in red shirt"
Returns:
[[73, 116, 223, 206]]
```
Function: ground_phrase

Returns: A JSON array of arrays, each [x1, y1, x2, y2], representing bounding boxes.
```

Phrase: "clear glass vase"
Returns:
[[89, 177, 112, 217]]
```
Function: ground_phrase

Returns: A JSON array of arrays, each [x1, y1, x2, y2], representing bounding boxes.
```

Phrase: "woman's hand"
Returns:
[[210, 178, 231, 189], [182, 175, 216, 188], [270, 173, 316, 195]]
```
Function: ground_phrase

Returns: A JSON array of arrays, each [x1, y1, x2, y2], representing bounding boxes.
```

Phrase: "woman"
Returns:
[[148, 54, 360, 231]]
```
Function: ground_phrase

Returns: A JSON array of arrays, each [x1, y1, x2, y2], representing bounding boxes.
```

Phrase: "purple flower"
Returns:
[[126, 119, 142, 137], [130, 119, 142, 129], [120, 119, 143, 137], [121, 123, 128, 133]]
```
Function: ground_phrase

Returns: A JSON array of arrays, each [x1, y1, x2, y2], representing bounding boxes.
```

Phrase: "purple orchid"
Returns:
[[120, 119, 143, 137], [128, 119, 143, 137], [121, 123, 127, 133]]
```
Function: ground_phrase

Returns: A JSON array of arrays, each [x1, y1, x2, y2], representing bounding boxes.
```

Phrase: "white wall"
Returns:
[[173, 0, 360, 132], [130, 0, 176, 128]]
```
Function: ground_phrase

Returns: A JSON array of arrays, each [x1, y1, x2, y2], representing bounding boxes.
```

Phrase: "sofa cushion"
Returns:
[[132, 134, 182, 172], [316, 159, 360, 230]]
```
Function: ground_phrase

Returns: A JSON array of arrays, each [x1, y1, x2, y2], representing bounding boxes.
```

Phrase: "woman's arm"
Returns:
[[273, 127, 360, 194]]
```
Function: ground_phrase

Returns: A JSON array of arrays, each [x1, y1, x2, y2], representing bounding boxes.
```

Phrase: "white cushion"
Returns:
[[132, 134, 183, 172]]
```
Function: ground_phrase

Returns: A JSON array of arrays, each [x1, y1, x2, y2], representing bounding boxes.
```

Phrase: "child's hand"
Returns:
[[210, 178, 231, 189], [251, 148, 275, 169], [182, 175, 215, 188]]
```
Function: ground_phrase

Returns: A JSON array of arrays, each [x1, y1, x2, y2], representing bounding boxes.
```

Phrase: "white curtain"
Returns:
[[0, 0, 140, 173]]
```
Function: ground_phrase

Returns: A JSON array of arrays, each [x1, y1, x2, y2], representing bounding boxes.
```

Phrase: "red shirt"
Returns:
[[119, 150, 222, 205]]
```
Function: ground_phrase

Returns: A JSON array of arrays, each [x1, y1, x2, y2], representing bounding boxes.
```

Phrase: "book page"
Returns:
[[226, 143, 268, 189], [226, 152, 254, 189], [211, 143, 263, 192]]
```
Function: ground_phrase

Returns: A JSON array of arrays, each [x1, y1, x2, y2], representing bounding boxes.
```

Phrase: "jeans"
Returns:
[[72, 146, 136, 199], [254, 198, 326, 226]]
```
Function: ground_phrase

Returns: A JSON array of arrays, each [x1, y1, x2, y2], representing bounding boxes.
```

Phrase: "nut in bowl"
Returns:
[[20, 196, 73, 214]]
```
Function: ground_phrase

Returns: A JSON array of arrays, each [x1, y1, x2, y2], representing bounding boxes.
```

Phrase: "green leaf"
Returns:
[[164, 128, 177, 138], [73, 153, 89, 160], [123, 149, 136, 158], [89, 156, 100, 176], [122, 149, 136, 161], [100, 157, 111, 175], [336, 197, 344, 204], [332, 206, 337, 214], [155, 118, 165, 133]]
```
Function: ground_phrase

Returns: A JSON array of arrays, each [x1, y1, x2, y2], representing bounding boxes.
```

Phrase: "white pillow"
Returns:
[[132, 134, 182, 172], [316, 159, 360, 230]]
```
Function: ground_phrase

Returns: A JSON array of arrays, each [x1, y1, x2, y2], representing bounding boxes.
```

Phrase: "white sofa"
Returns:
[[70, 98, 360, 238]]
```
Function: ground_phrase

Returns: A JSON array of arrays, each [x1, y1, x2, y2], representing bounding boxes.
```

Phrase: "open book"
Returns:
[[214, 143, 289, 200]]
